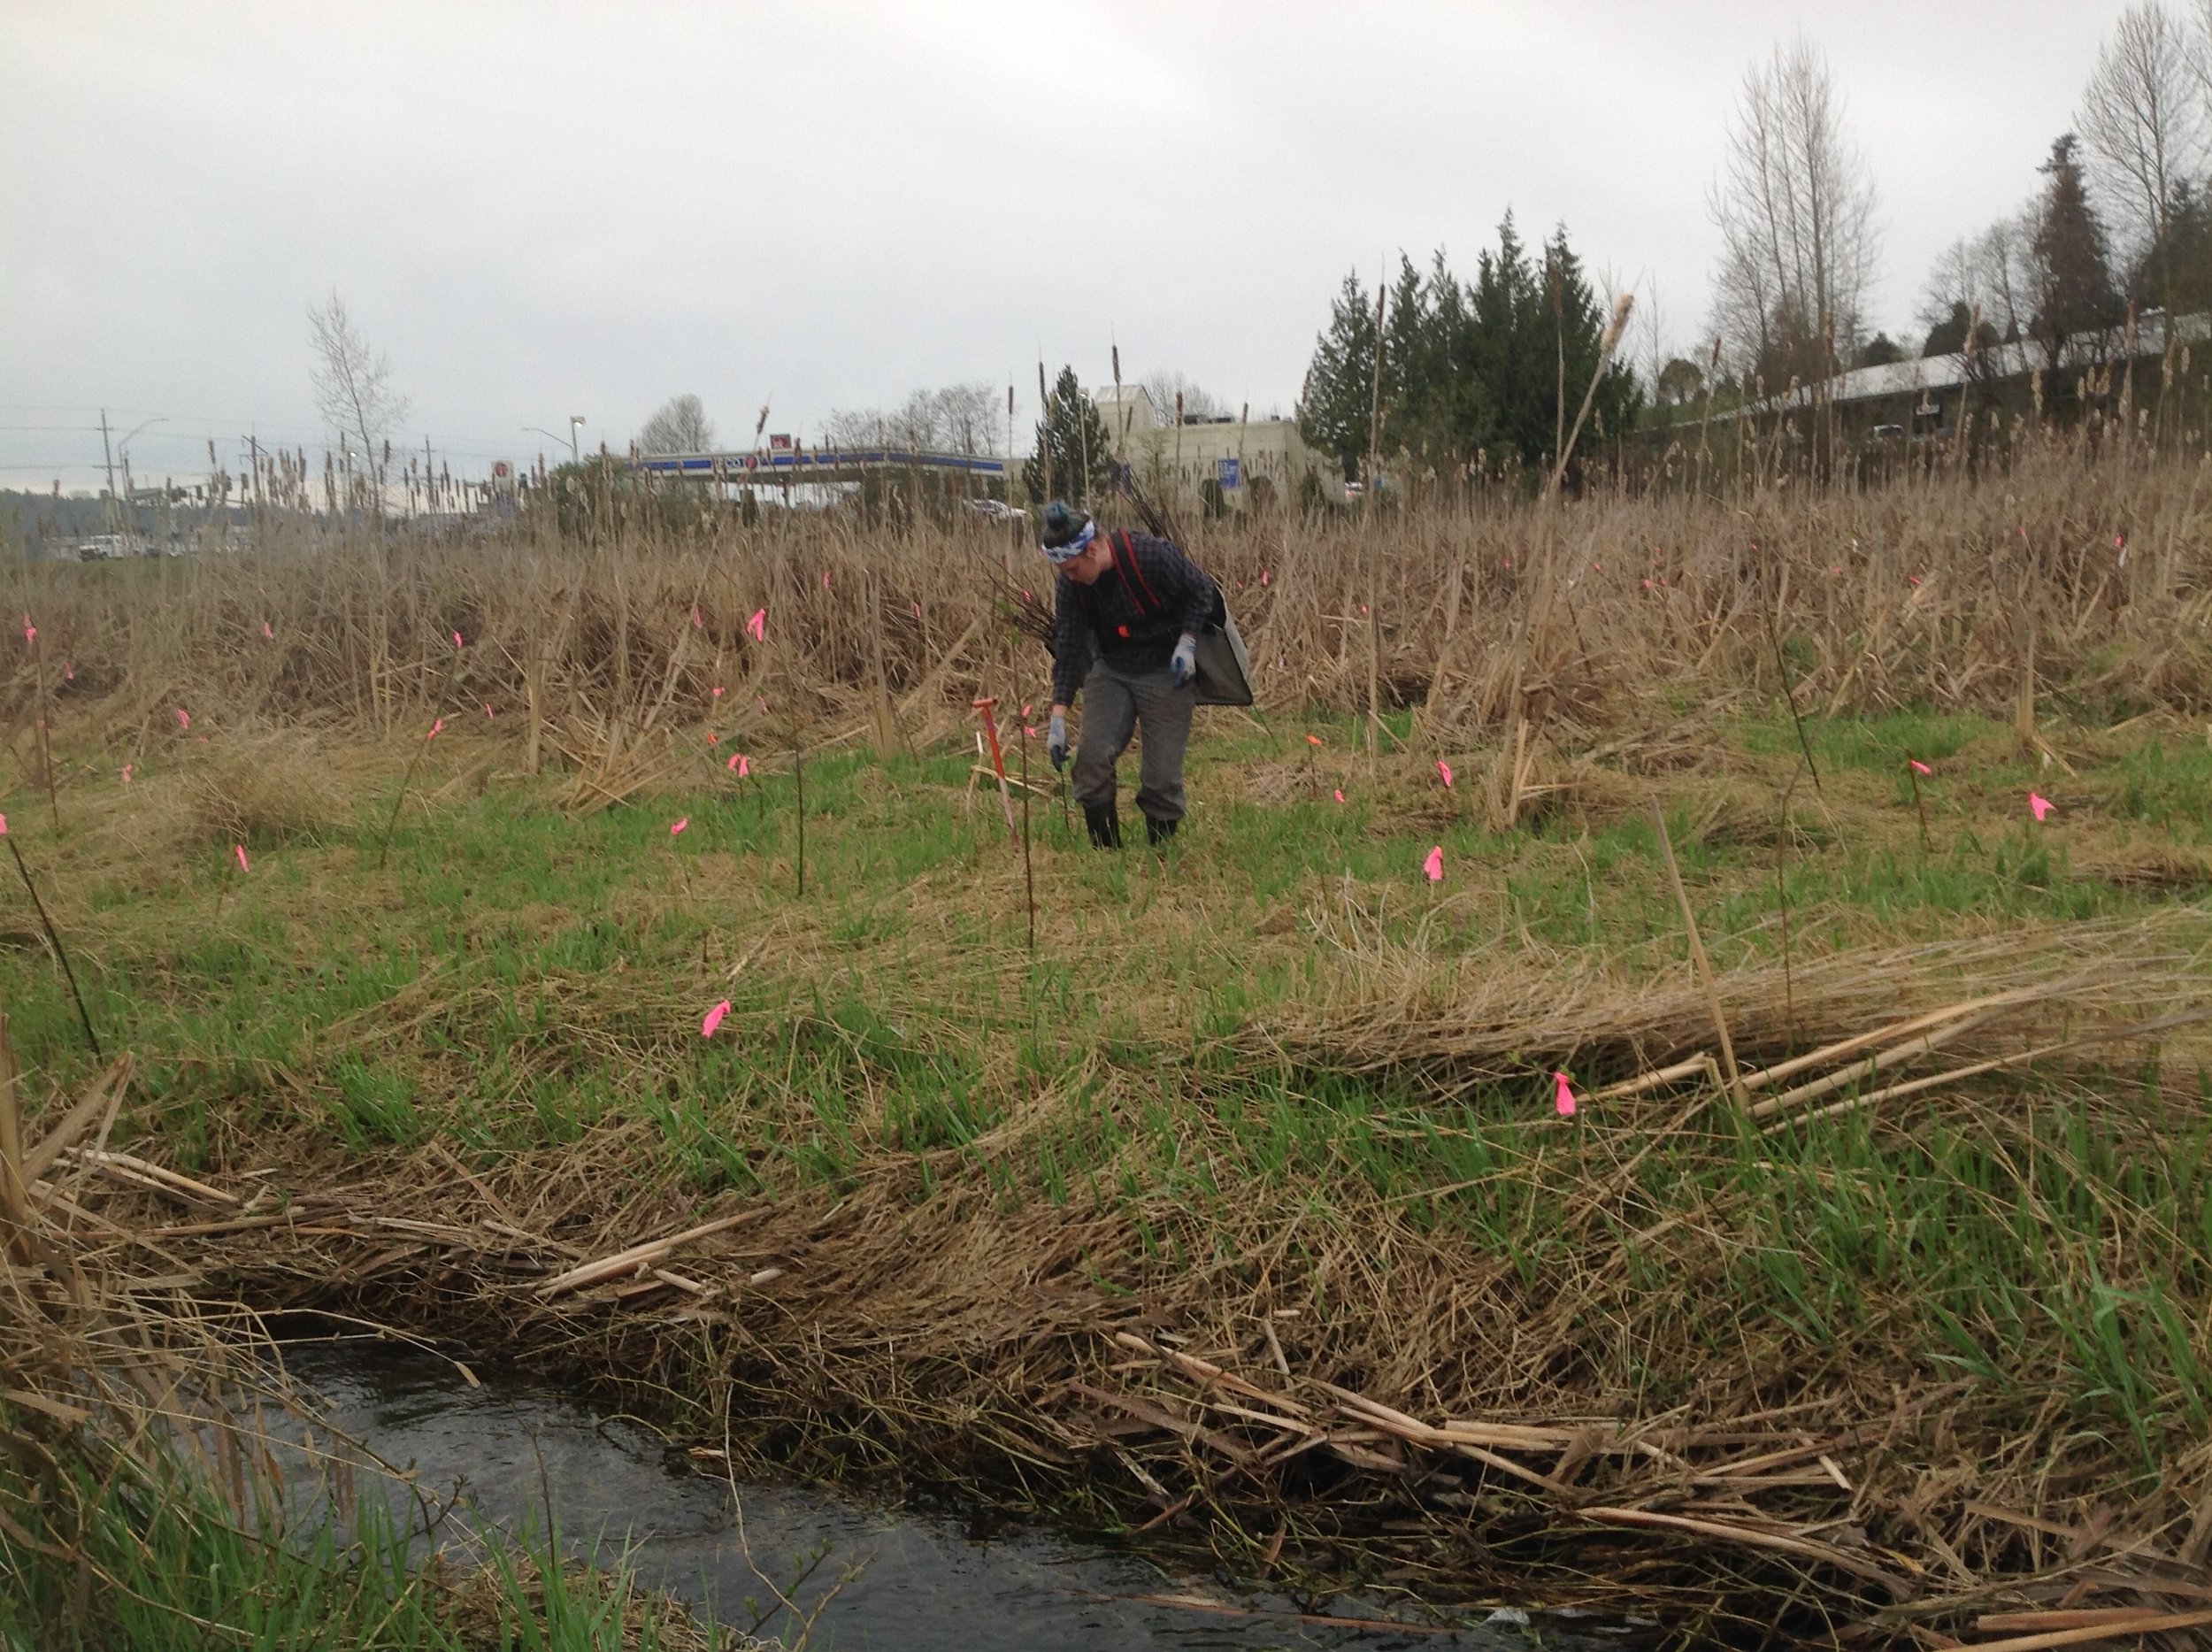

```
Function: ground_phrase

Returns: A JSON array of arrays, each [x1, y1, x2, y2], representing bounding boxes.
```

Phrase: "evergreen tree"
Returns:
[[1465, 215, 1552, 465], [1298, 273, 1381, 480], [1298, 217, 1640, 483], [1022, 365, 1120, 507], [2144, 180, 2212, 316], [2030, 134, 2124, 362], [1919, 304, 1997, 357]]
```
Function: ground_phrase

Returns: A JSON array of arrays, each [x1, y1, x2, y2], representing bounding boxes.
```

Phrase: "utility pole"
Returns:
[[99, 409, 118, 532]]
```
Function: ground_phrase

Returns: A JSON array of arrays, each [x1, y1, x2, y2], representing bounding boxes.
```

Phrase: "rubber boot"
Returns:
[[1146, 814, 1179, 847], [1082, 801, 1121, 849]]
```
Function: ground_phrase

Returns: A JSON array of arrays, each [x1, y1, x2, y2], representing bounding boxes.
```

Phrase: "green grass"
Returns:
[[9, 704, 2212, 1514], [0, 1450, 703, 1652]]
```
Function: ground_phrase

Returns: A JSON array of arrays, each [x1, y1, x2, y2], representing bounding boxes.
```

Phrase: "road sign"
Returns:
[[1216, 457, 1240, 489]]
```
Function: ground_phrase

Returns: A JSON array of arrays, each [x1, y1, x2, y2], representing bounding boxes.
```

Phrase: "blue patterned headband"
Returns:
[[1042, 518, 1097, 565]]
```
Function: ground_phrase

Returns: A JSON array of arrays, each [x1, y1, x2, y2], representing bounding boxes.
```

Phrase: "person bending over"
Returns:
[[1039, 500, 1219, 848]]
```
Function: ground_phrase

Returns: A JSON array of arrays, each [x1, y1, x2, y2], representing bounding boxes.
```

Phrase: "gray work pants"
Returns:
[[1071, 659, 1196, 824]]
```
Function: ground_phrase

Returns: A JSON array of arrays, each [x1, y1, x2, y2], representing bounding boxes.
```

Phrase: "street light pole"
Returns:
[[112, 417, 167, 545], [525, 418, 585, 466]]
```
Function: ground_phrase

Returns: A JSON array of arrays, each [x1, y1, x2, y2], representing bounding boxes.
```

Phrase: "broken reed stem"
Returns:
[[373, 727, 437, 872], [793, 728, 805, 900], [31, 627, 58, 834], [1544, 292, 1633, 501], [0, 1014, 29, 1248], [5, 834, 100, 1057], [1908, 762, 1932, 851], [1647, 793, 1742, 1104], [1018, 715, 1035, 958]]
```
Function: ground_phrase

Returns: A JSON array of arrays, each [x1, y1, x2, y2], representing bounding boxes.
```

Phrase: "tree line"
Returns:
[[1297, 219, 1641, 483], [1683, 4, 2212, 405]]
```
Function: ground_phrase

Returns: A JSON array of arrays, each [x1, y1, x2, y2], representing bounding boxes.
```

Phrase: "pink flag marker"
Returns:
[[711, 685, 725, 699], [737, 754, 750, 778], [61, 662, 71, 681], [822, 571, 831, 588], [707, 732, 718, 745], [20, 617, 32, 644], [263, 620, 273, 639], [746, 608, 766, 641], [176, 708, 190, 729], [1553, 1072, 1578, 1118], [671, 817, 688, 835], [234, 843, 250, 873], [485, 703, 495, 718], [1423, 845, 1443, 881], [1909, 758, 1932, 775], [701, 999, 731, 1038], [426, 717, 443, 740], [452, 630, 465, 649], [912, 602, 922, 618], [1, 814, 9, 834], [2029, 791, 2054, 822], [691, 605, 703, 628], [1306, 734, 1322, 748], [1436, 759, 1454, 789], [1333, 789, 1345, 803], [119, 764, 133, 784]]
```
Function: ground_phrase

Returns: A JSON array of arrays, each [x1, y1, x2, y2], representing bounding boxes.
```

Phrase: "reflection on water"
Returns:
[[286, 1341, 1604, 1651]]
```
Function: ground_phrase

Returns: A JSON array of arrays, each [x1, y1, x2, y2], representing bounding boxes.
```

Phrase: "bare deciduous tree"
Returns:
[[1707, 37, 1879, 388], [931, 382, 1001, 455], [637, 395, 716, 455], [822, 383, 1002, 454], [2080, 1, 2203, 304], [1139, 372, 1225, 424], [308, 291, 409, 511]]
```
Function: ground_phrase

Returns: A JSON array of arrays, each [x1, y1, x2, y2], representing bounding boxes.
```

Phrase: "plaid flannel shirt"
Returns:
[[1050, 530, 1219, 707]]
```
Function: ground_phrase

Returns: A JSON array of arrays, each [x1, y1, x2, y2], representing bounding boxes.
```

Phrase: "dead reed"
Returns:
[[4, 427, 2206, 797]]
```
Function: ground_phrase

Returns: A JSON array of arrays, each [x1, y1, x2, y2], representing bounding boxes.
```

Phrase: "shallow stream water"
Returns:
[[288, 1341, 1618, 1651]]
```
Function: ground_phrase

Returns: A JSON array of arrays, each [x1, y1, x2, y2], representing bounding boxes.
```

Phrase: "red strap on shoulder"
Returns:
[[1113, 529, 1163, 615]]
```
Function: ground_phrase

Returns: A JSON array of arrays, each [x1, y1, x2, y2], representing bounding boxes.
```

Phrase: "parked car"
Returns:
[[964, 499, 1027, 523]]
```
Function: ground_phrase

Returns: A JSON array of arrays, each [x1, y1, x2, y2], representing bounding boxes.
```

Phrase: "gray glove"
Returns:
[[1169, 632, 1198, 689], [1048, 710, 1068, 771]]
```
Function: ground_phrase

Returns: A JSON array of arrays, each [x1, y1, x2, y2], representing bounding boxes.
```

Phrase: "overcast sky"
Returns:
[[0, 0, 2143, 490]]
